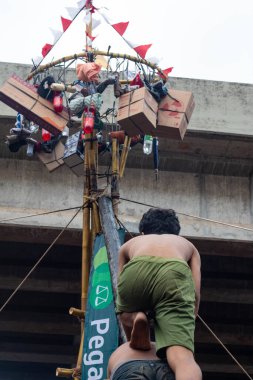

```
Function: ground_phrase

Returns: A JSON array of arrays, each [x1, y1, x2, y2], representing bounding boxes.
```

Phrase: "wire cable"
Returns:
[[119, 197, 253, 233], [0, 205, 83, 224], [198, 314, 253, 380], [0, 203, 85, 314]]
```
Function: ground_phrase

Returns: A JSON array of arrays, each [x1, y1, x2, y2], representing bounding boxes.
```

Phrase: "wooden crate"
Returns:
[[0, 75, 69, 135], [63, 132, 84, 177], [155, 110, 188, 139], [155, 90, 195, 140], [117, 87, 158, 136], [37, 141, 65, 172]]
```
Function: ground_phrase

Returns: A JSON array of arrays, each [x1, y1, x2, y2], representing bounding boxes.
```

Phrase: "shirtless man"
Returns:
[[107, 342, 174, 380], [116, 208, 202, 380]]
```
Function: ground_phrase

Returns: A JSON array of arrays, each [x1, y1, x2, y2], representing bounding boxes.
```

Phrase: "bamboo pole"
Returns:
[[50, 83, 76, 93], [90, 130, 102, 236], [71, 132, 92, 380], [119, 136, 131, 178], [111, 138, 120, 216], [56, 368, 73, 378], [89, 131, 98, 194], [69, 307, 85, 319], [73, 330, 84, 380], [82, 134, 91, 313], [26, 50, 166, 81], [86, 4, 93, 52], [72, 10, 99, 378]]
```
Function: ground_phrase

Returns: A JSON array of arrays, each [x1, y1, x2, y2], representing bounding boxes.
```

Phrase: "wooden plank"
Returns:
[[200, 363, 253, 375], [0, 274, 80, 294], [0, 316, 79, 335], [0, 289, 80, 310], [0, 224, 82, 246], [0, 351, 76, 364], [195, 322, 253, 346], [201, 287, 253, 304]]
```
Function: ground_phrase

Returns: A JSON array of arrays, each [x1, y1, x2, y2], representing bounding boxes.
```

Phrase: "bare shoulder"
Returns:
[[178, 235, 198, 249], [121, 235, 144, 249]]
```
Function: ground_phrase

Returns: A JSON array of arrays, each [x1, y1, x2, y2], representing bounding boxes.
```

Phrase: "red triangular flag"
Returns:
[[41, 43, 53, 57], [133, 44, 152, 59], [61, 16, 72, 32], [162, 67, 173, 75], [112, 21, 129, 36], [158, 67, 174, 79], [85, 31, 96, 41], [85, 0, 97, 13], [130, 72, 144, 87]]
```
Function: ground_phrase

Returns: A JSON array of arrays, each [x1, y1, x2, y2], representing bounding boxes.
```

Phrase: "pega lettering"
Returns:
[[83, 350, 103, 366], [91, 318, 109, 334], [87, 367, 103, 380], [89, 335, 104, 350], [83, 318, 110, 380]]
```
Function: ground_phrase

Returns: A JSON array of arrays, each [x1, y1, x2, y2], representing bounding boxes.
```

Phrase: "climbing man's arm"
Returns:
[[189, 246, 201, 317], [118, 241, 130, 274]]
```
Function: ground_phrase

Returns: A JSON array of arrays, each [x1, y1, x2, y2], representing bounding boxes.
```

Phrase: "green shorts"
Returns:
[[116, 256, 196, 357]]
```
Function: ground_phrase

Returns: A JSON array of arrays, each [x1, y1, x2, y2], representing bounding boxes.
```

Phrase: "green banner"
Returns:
[[82, 230, 125, 380]]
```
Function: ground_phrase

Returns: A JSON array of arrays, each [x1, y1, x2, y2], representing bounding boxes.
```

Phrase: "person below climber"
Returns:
[[107, 341, 174, 380], [116, 207, 202, 380]]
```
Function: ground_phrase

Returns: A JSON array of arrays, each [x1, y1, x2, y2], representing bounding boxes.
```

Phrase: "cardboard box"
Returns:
[[0, 75, 69, 135], [63, 132, 84, 177], [155, 90, 195, 140], [155, 110, 188, 139], [159, 90, 195, 122], [37, 141, 65, 172], [117, 87, 158, 136]]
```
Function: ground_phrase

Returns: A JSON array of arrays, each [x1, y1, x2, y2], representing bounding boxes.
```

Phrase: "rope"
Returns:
[[0, 173, 113, 225], [0, 203, 85, 314], [115, 214, 134, 238], [119, 197, 253, 233], [32, 7, 85, 70], [0, 205, 83, 223], [197, 315, 253, 380]]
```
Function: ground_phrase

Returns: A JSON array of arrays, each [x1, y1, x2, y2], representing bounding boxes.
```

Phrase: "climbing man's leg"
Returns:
[[120, 311, 151, 350], [166, 345, 202, 380]]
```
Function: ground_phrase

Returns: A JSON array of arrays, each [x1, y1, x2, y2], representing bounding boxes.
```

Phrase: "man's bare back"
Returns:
[[118, 234, 201, 317], [120, 234, 195, 263]]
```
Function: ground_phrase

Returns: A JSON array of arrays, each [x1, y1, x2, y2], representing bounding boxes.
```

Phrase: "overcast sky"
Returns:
[[0, 0, 253, 84]]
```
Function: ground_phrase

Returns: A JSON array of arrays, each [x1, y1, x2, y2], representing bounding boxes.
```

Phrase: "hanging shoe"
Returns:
[[96, 77, 116, 94], [114, 75, 124, 98]]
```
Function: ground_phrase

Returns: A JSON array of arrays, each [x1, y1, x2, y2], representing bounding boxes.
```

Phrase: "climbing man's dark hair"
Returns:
[[139, 208, 181, 235]]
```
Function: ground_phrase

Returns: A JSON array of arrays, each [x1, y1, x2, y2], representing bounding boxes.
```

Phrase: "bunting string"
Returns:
[[31, 0, 173, 81]]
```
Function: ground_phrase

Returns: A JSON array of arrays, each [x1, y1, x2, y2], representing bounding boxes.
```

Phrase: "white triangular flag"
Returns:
[[98, 9, 112, 25], [49, 28, 63, 44], [86, 36, 93, 47], [83, 12, 91, 26], [124, 38, 135, 48], [32, 55, 43, 66], [147, 56, 161, 65], [65, 6, 79, 20], [92, 15, 101, 30], [77, 0, 86, 9]]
